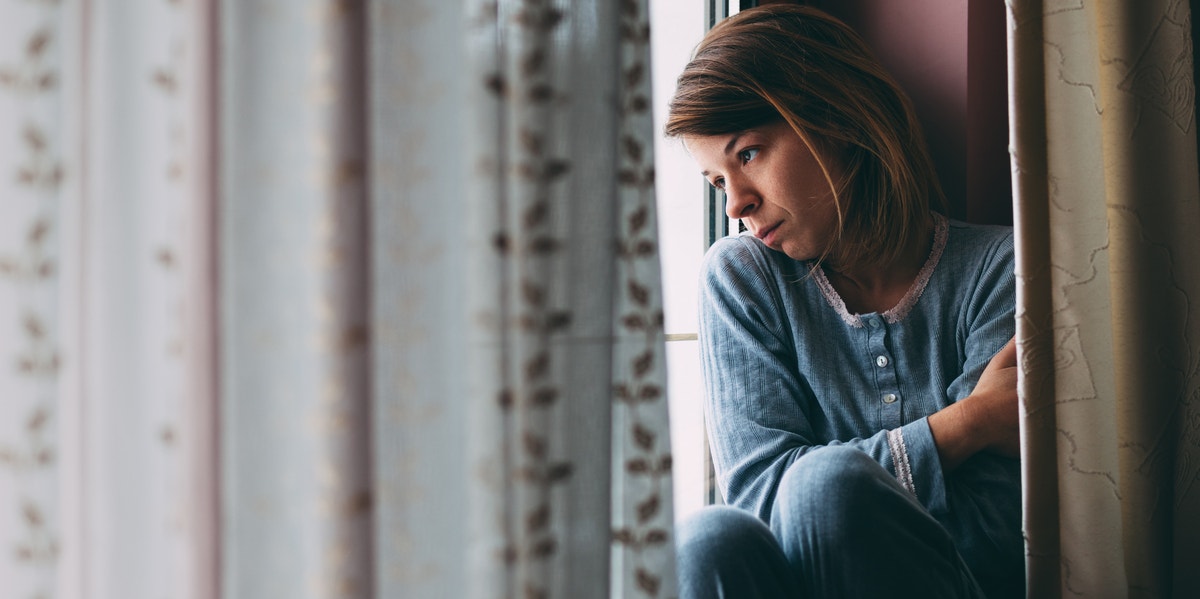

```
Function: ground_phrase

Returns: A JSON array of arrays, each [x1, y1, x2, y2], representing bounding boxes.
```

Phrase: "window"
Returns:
[[651, 0, 754, 521], [650, 0, 707, 522]]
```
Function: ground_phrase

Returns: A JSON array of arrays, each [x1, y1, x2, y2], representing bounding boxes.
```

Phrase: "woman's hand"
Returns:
[[968, 337, 1020, 457], [928, 337, 1019, 471]]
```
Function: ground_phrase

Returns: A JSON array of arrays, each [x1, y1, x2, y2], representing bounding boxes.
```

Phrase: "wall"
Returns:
[[813, 0, 1012, 225]]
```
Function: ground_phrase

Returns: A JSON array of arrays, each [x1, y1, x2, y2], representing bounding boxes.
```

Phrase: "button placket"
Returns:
[[866, 315, 902, 428]]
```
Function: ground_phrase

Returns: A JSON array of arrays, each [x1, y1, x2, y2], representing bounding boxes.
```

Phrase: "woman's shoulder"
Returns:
[[701, 233, 789, 280], [699, 233, 810, 303], [946, 219, 1013, 246], [944, 219, 1014, 270]]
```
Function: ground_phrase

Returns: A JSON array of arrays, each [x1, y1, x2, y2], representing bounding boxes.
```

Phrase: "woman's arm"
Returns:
[[699, 226, 1018, 521], [928, 337, 1019, 471], [927, 226, 1020, 471], [698, 238, 927, 520]]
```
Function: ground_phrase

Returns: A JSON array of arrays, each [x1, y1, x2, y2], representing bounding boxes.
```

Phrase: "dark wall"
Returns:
[[797, 0, 1014, 225]]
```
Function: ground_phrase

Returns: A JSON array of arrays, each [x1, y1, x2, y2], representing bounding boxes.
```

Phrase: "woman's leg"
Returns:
[[770, 446, 985, 598], [675, 505, 803, 599]]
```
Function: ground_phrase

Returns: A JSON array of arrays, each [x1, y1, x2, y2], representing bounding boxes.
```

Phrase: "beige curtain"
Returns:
[[0, 0, 675, 597], [1009, 0, 1200, 596]]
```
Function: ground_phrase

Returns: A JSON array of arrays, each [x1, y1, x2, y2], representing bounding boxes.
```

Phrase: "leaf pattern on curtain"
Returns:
[[611, 2, 675, 596], [0, 2, 63, 597], [4, 0, 220, 595], [466, 0, 675, 597], [1, 0, 677, 597], [1009, 0, 1200, 596]]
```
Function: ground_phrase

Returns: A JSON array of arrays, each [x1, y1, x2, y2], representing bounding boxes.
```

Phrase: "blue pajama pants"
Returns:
[[675, 446, 988, 598]]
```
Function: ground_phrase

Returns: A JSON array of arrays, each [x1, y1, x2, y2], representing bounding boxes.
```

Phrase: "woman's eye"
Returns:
[[738, 148, 759, 164], [712, 178, 726, 190]]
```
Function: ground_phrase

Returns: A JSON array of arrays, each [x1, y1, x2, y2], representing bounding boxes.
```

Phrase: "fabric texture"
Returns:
[[678, 447, 987, 598], [697, 217, 1022, 594], [1008, 1, 1200, 595], [0, 1, 677, 597]]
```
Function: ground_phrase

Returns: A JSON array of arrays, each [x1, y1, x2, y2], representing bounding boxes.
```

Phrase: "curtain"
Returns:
[[0, 0, 676, 597], [1, 1, 220, 597], [1009, 0, 1200, 596]]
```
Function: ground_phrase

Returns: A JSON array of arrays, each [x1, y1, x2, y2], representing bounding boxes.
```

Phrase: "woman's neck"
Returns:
[[823, 218, 935, 315]]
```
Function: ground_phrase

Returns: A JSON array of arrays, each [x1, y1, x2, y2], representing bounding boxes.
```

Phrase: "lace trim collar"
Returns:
[[812, 214, 949, 328]]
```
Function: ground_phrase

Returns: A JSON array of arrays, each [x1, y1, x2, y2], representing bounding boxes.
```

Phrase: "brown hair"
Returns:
[[666, 4, 944, 272]]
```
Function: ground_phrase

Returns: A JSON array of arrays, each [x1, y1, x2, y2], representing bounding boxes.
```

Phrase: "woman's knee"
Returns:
[[677, 505, 773, 567], [771, 446, 894, 536], [676, 506, 799, 598], [778, 446, 885, 503]]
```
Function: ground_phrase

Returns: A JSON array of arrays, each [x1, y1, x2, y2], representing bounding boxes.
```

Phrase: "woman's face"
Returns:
[[684, 120, 841, 262]]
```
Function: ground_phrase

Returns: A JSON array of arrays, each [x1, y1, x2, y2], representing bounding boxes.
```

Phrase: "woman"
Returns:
[[666, 5, 1023, 598]]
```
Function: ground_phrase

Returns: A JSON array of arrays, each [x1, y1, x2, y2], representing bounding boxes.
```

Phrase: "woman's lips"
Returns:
[[756, 222, 782, 246]]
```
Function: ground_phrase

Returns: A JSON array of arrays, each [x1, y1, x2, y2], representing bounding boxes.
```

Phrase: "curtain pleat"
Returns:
[[2, 0, 222, 596], [463, 1, 676, 597], [219, 0, 373, 596], [0, 1, 68, 597], [1006, 1, 1059, 594], [74, 1, 209, 595], [369, 1, 474, 596], [610, 3, 676, 595], [185, 1, 221, 596], [2, 0, 674, 597], [1009, 1, 1200, 596]]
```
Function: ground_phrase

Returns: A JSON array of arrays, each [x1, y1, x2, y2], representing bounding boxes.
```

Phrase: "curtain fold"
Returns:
[[1009, 0, 1200, 596], [0, 2, 68, 597], [462, 1, 675, 596], [465, 0, 622, 593], [219, 0, 373, 596], [2, 0, 219, 597], [370, 0, 474, 595], [1, 0, 675, 597]]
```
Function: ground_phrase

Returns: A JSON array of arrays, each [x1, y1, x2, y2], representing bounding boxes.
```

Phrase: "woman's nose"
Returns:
[[723, 180, 758, 219]]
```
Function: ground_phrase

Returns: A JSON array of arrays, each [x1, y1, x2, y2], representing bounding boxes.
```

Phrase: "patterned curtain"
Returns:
[[1008, 0, 1200, 596], [0, 0, 676, 597]]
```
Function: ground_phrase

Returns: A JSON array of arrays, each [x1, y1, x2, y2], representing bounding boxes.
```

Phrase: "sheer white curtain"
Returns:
[[1, 1, 218, 597], [0, 0, 675, 597], [1008, 0, 1200, 596]]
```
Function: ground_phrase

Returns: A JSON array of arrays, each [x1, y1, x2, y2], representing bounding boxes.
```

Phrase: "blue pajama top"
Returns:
[[698, 216, 1023, 590]]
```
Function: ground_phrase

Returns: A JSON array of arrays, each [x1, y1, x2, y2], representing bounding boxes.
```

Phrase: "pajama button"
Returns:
[[876, 355, 889, 367], [882, 393, 898, 404]]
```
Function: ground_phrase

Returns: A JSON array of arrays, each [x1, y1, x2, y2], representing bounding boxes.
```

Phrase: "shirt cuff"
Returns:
[[889, 417, 948, 517]]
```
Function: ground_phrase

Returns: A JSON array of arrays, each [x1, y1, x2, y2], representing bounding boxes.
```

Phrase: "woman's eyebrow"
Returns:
[[722, 132, 745, 155], [699, 133, 747, 177]]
